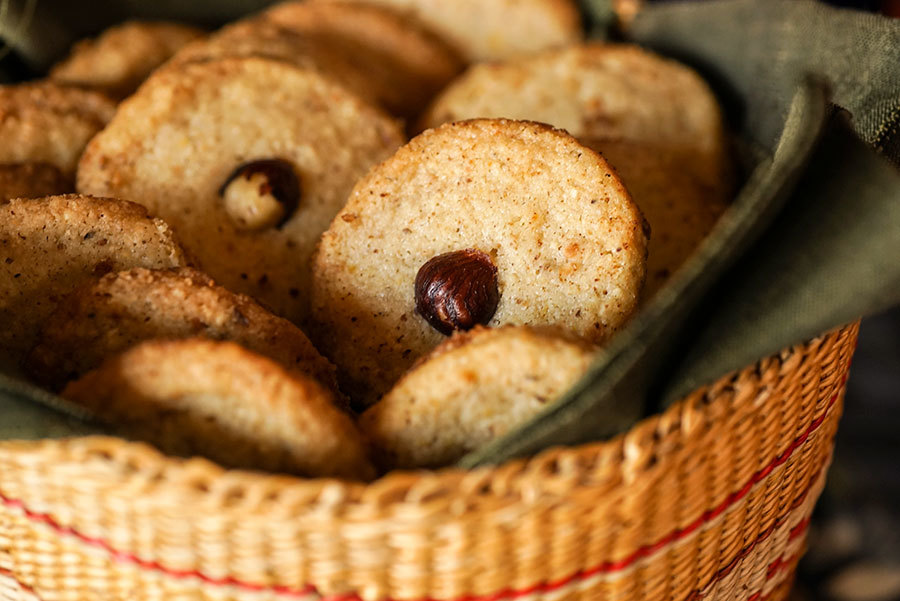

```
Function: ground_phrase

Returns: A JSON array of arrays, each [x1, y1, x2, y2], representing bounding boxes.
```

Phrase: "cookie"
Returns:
[[50, 21, 205, 99], [360, 325, 596, 468], [166, 18, 379, 105], [311, 118, 647, 407], [0, 195, 188, 366], [591, 141, 729, 297], [62, 339, 375, 480], [77, 56, 405, 324], [169, 9, 461, 121], [421, 44, 729, 176], [312, 0, 583, 62], [421, 44, 732, 291], [0, 162, 72, 203], [262, 1, 464, 119], [0, 81, 116, 175], [26, 267, 338, 395]]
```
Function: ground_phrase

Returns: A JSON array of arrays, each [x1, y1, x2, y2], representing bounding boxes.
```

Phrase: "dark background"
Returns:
[[740, 5, 900, 601]]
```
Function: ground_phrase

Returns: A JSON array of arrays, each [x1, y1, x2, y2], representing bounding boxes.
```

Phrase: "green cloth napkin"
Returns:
[[1, 1, 899, 465], [0, 373, 103, 439], [628, 0, 900, 165], [464, 0, 900, 465], [462, 78, 836, 466]]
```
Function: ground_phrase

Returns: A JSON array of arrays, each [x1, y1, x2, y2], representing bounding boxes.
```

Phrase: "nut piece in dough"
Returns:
[[77, 57, 405, 324], [26, 267, 338, 396], [219, 159, 301, 232], [0, 194, 188, 367], [312, 118, 647, 407], [63, 339, 375, 480], [50, 21, 205, 99], [414, 248, 500, 336], [360, 325, 596, 469]]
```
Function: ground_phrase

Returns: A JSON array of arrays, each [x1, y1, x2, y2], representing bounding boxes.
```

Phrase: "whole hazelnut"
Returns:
[[414, 249, 499, 335], [219, 159, 300, 231]]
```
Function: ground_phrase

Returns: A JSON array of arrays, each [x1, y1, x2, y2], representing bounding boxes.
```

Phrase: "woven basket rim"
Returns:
[[0, 323, 858, 601], [0, 325, 852, 514]]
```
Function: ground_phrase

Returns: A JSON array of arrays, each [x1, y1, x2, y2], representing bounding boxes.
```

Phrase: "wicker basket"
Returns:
[[0, 322, 858, 601]]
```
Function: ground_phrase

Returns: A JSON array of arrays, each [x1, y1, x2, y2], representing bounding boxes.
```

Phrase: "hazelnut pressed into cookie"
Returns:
[[0, 195, 188, 366], [77, 56, 405, 324], [311, 118, 647, 407], [26, 267, 338, 395], [62, 339, 375, 480], [360, 325, 597, 469]]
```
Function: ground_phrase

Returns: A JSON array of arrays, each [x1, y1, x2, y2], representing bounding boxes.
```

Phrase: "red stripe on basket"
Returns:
[[686, 494, 815, 601], [758, 549, 804, 601], [0, 566, 41, 599], [0, 376, 846, 601], [0, 493, 314, 597], [0, 537, 810, 601], [789, 517, 811, 542]]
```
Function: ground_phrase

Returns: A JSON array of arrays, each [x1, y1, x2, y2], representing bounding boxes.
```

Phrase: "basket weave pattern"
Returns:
[[0, 323, 858, 601]]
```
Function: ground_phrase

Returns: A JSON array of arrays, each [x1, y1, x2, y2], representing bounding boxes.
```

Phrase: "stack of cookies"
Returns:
[[0, 0, 732, 477]]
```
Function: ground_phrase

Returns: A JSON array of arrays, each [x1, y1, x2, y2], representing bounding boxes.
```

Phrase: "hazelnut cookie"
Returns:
[[78, 56, 405, 324], [360, 325, 596, 469], [63, 339, 375, 480], [26, 267, 338, 396], [50, 21, 205, 99], [0, 195, 188, 367], [311, 0, 583, 62], [312, 119, 647, 407], [0, 82, 116, 175]]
